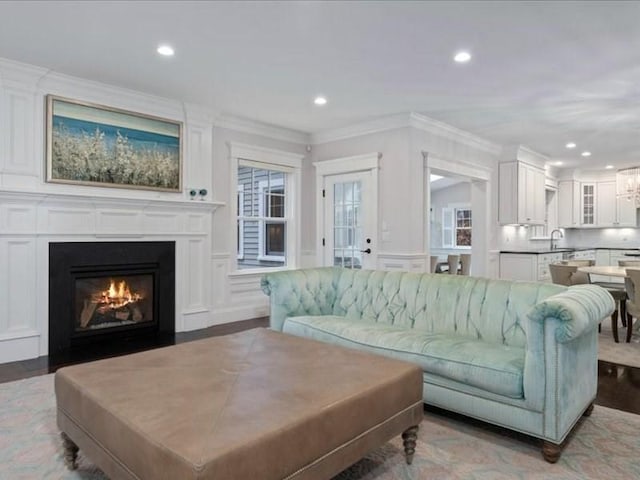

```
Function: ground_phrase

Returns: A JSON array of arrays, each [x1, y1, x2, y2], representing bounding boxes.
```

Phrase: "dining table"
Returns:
[[577, 265, 631, 343], [577, 265, 628, 278]]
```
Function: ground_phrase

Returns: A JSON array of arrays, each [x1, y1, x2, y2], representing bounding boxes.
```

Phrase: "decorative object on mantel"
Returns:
[[617, 167, 640, 206], [46, 95, 183, 192]]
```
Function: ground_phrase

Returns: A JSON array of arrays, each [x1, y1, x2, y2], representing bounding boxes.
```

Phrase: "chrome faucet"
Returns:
[[550, 229, 564, 250]]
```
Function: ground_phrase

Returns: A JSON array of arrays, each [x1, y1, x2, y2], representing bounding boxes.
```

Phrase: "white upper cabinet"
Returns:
[[558, 177, 637, 228], [581, 183, 596, 226], [499, 161, 546, 225], [617, 197, 637, 226], [558, 181, 581, 228], [595, 181, 616, 226]]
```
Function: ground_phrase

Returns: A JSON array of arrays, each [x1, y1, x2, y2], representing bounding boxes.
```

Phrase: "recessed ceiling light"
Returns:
[[605, 165, 614, 169], [553, 161, 563, 166], [581, 151, 592, 157], [313, 96, 327, 106], [157, 45, 175, 56], [454, 51, 472, 63], [565, 142, 576, 149], [430, 174, 443, 182]]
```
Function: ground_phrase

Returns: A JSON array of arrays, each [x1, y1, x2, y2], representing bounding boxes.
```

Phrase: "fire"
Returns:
[[99, 279, 142, 309]]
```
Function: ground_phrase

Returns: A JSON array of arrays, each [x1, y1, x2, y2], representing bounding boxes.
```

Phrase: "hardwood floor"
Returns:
[[1, 317, 638, 416]]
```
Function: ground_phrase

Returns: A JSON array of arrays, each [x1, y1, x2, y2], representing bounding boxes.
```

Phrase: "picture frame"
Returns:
[[46, 95, 183, 192]]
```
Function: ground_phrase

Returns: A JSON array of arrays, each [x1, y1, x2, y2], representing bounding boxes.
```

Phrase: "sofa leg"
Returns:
[[583, 401, 595, 417], [61, 432, 79, 470], [542, 440, 562, 463], [402, 425, 419, 465]]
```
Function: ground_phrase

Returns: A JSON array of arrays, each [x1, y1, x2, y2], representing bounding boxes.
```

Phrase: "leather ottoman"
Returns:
[[55, 328, 423, 480]]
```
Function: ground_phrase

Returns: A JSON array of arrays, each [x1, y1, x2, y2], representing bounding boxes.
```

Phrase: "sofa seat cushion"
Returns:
[[283, 316, 525, 399]]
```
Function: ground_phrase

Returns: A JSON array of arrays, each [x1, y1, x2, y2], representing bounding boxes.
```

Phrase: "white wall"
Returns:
[[310, 115, 502, 274]]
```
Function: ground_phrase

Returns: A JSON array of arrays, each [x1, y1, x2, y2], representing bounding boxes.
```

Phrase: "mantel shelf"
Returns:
[[0, 186, 226, 211]]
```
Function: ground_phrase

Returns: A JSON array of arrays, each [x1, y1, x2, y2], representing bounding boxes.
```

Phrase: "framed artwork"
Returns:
[[46, 95, 182, 192]]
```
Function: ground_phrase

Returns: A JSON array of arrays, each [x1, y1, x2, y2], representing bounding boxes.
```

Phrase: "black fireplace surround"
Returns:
[[49, 241, 175, 357]]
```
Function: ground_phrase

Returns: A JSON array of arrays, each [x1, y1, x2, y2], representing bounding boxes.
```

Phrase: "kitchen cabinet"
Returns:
[[499, 161, 545, 225], [558, 181, 581, 228], [499, 252, 564, 282], [559, 179, 637, 228], [581, 183, 596, 226], [617, 196, 637, 226], [597, 181, 637, 227], [571, 249, 596, 260]]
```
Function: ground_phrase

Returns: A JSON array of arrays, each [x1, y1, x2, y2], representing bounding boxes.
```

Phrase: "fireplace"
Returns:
[[49, 241, 175, 358]]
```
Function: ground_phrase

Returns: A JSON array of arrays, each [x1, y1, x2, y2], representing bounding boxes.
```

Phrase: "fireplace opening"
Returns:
[[75, 274, 154, 333], [49, 241, 175, 360]]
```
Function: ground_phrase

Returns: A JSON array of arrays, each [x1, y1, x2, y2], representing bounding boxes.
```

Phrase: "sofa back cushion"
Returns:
[[332, 269, 566, 348]]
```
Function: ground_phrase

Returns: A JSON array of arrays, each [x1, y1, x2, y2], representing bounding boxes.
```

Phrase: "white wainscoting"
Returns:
[[0, 190, 221, 363], [210, 253, 270, 325]]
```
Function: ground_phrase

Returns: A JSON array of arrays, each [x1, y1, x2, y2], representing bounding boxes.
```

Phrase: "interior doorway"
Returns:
[[424, 153, 491, 277]]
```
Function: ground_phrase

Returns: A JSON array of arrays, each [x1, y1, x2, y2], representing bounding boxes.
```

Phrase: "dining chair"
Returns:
[[549, 263, 611, 336], [587, 272, 627, 343], [619, 260, 640, 267], [624, 268, 640, 343], [459, 254, 471, 275], [549, 263, 590, 286], [430, 256, 439, 274], [447, 255, 459, 275]]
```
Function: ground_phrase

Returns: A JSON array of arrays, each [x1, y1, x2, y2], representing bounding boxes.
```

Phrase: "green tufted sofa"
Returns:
[[261, 267, 615, 462]]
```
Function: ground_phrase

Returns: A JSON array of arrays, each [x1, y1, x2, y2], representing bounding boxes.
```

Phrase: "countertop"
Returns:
[[500, 247, 640, 254]]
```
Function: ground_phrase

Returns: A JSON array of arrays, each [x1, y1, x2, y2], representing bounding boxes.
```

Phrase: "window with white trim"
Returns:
[[442, 206, 472, 248], [237, 164, 288, 269]]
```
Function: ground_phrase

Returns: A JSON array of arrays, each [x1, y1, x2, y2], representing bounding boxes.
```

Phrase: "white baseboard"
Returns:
[[0, 330, 40, 364], [210, 302, 269, 326]]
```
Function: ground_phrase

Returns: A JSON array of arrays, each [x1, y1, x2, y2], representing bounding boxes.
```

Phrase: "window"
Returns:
[[455, 208, 472, 247], [231, 142, 302, 273], [237, 165, 287, 269], [442, 206, 472, 248]]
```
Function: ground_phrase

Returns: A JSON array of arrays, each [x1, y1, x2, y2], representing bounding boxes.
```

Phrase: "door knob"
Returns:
[[360, 248, 372, 254]]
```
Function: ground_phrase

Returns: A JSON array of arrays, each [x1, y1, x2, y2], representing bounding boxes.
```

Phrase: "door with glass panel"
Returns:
[[322, 171, 376, 270]]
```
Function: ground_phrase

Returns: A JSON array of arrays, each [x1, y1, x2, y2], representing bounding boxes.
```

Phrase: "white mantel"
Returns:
[[0, 187, 223, 363]]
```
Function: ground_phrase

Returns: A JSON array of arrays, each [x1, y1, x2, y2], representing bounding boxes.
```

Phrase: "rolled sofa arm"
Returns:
[[528, 284, 615, 343], [261, 268, 340, 332]]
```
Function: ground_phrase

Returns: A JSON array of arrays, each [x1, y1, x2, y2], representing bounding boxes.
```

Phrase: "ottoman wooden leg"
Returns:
[[61, 432, 79, 470], [401, 425, 419, 465]]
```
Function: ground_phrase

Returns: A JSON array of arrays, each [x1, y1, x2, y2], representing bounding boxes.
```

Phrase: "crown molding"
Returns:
[[408, 112, 502, 155], [310, 112, 502, 155], [501, 144, 549, 168], [310, 113, 411, 145], [214, 112, 310, 145], [0, 57, 49, 90]]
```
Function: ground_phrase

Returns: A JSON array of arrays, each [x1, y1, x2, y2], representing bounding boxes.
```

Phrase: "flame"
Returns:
[[98, 279, 142, 309]]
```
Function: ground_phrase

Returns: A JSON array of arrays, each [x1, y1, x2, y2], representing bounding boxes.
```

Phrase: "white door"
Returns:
[[322, 171, 376, 269]]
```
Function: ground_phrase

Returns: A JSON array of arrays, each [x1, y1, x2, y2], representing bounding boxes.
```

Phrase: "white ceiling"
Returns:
[[1, 1, 639, 170]]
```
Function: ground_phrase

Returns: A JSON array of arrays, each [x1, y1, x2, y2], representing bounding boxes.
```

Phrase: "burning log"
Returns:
[[79, 278, 145, 329], [80, 300, 99, 328]]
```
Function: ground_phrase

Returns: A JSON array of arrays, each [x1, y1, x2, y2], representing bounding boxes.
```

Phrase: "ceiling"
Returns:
[[1, 1, 639, 170]]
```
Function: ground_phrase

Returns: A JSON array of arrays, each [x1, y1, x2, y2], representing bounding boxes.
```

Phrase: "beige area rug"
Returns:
[[598, 318, 640, 368], [2, 374, 640, 480]]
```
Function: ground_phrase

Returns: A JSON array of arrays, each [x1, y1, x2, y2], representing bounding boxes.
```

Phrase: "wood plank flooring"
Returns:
[[0, 317, 638, 415]]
